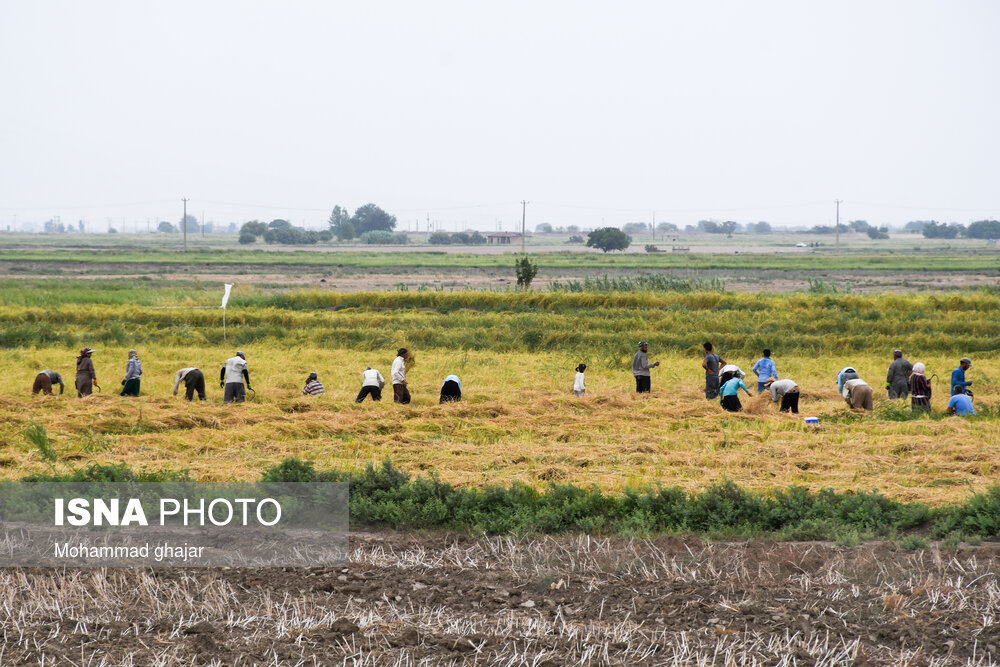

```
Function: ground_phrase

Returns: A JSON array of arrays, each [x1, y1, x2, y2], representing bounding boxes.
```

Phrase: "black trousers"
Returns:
[[721, 394, 742, 412], [779, 390, 799, 413], [184, 369, 206, 401], [635, 375, 651, 393], [356, 385, 382, 402], [440, 381, 461, 403]]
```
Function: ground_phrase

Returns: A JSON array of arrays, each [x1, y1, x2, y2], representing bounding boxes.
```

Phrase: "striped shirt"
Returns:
[[302, 379, 325, 395]]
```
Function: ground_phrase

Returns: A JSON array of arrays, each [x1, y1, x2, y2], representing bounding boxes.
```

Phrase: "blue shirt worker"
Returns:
[[719, 376, 751, 412], [751, 349, 778, 394], [837, 366, 859, 393], [947, 392, 975, 416], [951, 357, 972, 396]]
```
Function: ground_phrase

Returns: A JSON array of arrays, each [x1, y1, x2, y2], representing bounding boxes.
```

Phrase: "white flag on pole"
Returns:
[[221, 283, 234, 309]]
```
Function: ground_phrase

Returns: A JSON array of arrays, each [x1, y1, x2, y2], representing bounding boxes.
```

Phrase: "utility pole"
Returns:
[[202, 210, 205, 238], [182, 198, 189, 251], [520, 200, 528, 253], [834, 199, 842, 252]]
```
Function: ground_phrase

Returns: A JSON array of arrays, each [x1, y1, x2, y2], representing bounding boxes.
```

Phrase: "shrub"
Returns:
[[360, 231, 408, 245]]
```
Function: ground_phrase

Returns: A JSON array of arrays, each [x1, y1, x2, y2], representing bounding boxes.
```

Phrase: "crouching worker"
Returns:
[[220, 351, 251, 404], [720, 374, 752, 412], [356, 366, 385, 402], [440, 375, 462, 403], [173, 367, 206, 401], [302, 372, 325, 396], [33, 369, 65, 395], [843, 377, 873, 411], [765, 377, 800, 414]]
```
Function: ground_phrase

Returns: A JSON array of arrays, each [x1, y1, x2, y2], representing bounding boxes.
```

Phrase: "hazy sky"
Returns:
[[1, 1, 997, 231]]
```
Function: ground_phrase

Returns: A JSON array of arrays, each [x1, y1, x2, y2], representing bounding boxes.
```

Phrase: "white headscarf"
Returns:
[[912, 362, 925, 375]]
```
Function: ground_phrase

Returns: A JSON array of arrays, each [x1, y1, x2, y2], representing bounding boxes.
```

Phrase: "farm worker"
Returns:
[[951, 357, 972, 396], [32, 370, 64, 395], [718, 364, 745, 386], [702, 342, 725, 400], [302, 372, 325, 396], [120, 349, 142, 397], [220, 351, 251, 404], [946, 391, 975, 416], [440, 375, 462, 403], [75, 348, 97, 397], [764, 377, 800, 414], [173, 367, 206, 401], [573, 363, 586, 397], [885, 350, 913, 399], [842, 377, 873, 411], [632, 341, 659, 393], [356, 366, 385, 403], [751, 349, 778, 394], [909, 362, 931, 413], [391, 348, 411, 404], [719, 374, 752, 412], [836, 366, 859, 393]]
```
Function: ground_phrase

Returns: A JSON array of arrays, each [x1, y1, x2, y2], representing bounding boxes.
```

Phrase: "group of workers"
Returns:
[[32, 347, 463, 405], [635, 341, 979, 416], [31, 343, 981, 417]]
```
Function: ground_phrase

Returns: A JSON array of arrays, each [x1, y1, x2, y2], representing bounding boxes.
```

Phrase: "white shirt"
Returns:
[[362, 368, 385, 388], [390, 356, 407, 385], [768, 379, 798, 401], [720, 364, 745, 379], [173, 367, 197, 394], [224, 356, 247, 384], [574, 372, 585, 392], [842, 378, 868, 399]]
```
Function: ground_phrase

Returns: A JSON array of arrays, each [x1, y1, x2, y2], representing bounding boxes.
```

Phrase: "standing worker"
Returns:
[[909, 362, 931, 413], [702, 342, 725, 400], [173, 367, 206, 401], [391, 348, 411, 404], [632, 341, 660, 393], [951, 357, 973, 396], [764, 377, 800, 414], [439, 375, 462, 403], [75, 348, 97, 397], [32, 369, 65, 395], [220, 351, 252, 404], [120, 349, 142, 397], [719, 373, 752, 412], [302, 372, 325, 396], [843, 376, 873, 411], [751, 349, 778, 394], [573, 363, 586, 397], [356, 366, 385, 403], [885, 350, 913, 399]]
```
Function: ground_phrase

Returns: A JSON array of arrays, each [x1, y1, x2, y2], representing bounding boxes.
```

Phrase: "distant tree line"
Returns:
[[428, 231, 487, 245], [918, 220, 1000, 240], [239, 219, 333, 245], [328, 204, 397, 241]]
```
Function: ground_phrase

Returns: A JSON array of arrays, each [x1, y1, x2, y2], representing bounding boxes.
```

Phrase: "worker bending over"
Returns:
[[174, 367, 206, 401]]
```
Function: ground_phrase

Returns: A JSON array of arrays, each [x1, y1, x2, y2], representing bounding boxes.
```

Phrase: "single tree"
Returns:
[[238, 231, 256, 244], [158, 221, 178, 233], [515, 256, 538, 288], [428, 231, 452, 245], [586, 227, 631, 252], [352, 203, 396, 234], [534, 223, 553, 233]]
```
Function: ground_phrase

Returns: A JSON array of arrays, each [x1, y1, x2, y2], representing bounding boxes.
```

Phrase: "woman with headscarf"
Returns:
[[909, 362, 931, 413], [439, 375, 462, 403], [76, 348, 97, 397], [120, 349, 142, 396]]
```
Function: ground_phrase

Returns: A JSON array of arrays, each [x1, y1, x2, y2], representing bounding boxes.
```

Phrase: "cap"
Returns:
[[397, 348, 408, 356], [960, 357, 972, 365], [236, 351, 245, 359], [308, 372, 318, 380], [638, 341, 647, 348]]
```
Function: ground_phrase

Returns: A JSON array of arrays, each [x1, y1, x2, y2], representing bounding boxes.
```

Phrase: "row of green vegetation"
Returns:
[[2, 248, 999, 271], [3, 282, 1000, 355], [21, 458, 999, 545]]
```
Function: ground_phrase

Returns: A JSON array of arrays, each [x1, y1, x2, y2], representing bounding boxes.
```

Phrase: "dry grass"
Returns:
[[1, 346, 997, 505], [0, 534, 997, 664]]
